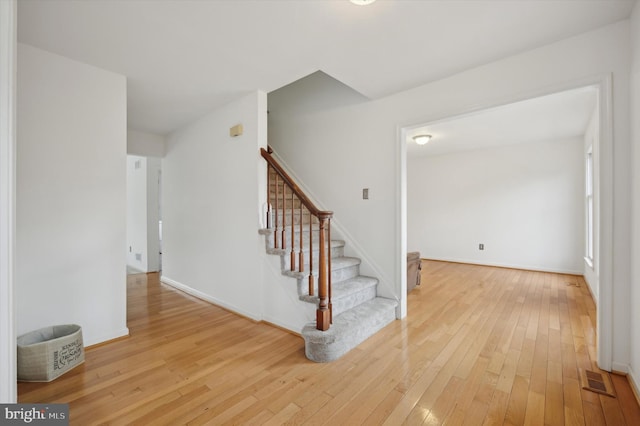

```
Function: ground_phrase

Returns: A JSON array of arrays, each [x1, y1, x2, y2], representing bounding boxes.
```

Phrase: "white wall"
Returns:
[[629, 1, 640, 395], [0, 0, 16, 403], [269, 21, 631, 370], [17, 43, 128, 346], [269, 71, 397, 303], [161, 91, 268, 321], [408, 138, 584, 274], [127, 129, 165, 158]]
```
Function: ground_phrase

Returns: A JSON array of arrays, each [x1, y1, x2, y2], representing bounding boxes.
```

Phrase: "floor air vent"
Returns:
[[579, 368, 616, 397]]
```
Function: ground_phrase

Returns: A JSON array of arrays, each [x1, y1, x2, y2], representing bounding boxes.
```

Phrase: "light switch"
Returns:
[[363, 188, 369, 200]]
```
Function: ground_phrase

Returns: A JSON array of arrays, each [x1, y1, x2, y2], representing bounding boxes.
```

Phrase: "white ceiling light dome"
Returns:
[[350, 0, 377, 5], [413, 135, 432, 145]]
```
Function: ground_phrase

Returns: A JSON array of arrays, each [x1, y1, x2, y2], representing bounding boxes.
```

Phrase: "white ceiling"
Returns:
[[406, 86, 598, 158], [17, 0, 635, 135]]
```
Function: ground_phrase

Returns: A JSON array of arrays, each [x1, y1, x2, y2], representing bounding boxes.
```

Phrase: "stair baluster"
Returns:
[[316, 215, 331, 331], [308, 208, 314, 296], [266, 162, 272, 229], [261, 148, 333, 331], [273, 173, 279, 249], [328, 219, 332, 324], [290, 188, 295, 271], [298, 203, 304, 273], [280, 179, 286, 251]]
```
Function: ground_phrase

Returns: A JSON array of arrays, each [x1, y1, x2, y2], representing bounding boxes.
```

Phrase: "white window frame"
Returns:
[[585, 147, 594, 266]]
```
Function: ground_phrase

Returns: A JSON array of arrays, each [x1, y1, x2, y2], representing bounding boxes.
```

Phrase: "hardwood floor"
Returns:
[[18, 261, 640, 425]]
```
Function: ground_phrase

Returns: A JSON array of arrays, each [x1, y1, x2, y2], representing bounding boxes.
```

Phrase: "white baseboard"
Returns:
[[84, 327, 129, 347], [261, 315, 303, 335], [612, 361, 630, 374], [424, 256, 583, 275], [628, 365, 640, 404], [161, 275, 261, 322]]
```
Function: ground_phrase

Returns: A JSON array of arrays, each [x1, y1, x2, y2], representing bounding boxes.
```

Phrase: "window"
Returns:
[[586, 148, 594, 264]]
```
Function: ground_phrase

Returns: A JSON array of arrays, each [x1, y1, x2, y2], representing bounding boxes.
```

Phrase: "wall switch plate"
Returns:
[[363, 188, 369, 200], [479, 243, 484, 250]]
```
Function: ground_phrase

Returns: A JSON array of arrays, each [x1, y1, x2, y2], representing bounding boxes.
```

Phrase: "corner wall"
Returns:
[[161, 91, 268, 321], [407, 138, 584, 274], [17, 43, 128, 346]]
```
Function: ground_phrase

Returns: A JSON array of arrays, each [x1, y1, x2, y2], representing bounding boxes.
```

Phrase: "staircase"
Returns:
[[259, 148, 397, 362]]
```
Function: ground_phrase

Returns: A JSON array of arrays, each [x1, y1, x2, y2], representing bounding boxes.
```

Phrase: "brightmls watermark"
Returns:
[[0, 404, 68, 425]]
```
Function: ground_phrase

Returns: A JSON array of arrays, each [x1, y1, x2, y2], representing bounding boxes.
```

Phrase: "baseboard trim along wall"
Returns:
[[423, 257, 583, 276], [160, 275, 262, 323]]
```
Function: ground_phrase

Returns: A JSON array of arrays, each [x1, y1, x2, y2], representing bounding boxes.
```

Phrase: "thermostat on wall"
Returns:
[[230, 124, 243, 137]]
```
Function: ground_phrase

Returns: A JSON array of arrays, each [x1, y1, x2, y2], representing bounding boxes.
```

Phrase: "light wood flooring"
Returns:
[[18, 261, 640, 425]]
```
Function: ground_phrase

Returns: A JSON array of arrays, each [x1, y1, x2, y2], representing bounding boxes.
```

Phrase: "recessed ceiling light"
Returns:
[[350, 0, 377, 5], [413, 135, 432, 145]]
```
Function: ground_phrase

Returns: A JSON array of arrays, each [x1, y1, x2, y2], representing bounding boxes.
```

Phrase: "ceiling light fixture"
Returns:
[[413, 134, 432, 145], [350, 0, 377, 5]]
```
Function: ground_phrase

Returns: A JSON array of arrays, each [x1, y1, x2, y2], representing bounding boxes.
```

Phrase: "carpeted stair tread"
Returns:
[[302, 297, 398, 362], [299, 275, 378, 304]]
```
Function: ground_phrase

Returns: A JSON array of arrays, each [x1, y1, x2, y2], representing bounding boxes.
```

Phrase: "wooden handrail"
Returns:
[[261, 147, 333, 331], [261, 148, 333, 220]]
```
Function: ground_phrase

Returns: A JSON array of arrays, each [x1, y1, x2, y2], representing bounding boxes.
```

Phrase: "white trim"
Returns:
[[397, 74, 614, 371], [397, 125, 408, 318], [596, 73, 614, 372], [84, 329, 130, 348], [422, 257, 584, 276], [160, 275, 262, 322], [0, 0, 16, 403], [584, 256, 594, 270], [261, 315, 304, 335], [628, 365, 640, 403], [611, 362, 630, 374]]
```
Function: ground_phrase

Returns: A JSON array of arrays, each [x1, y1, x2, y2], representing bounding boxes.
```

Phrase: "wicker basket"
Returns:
[[17, 324, 85, 382]]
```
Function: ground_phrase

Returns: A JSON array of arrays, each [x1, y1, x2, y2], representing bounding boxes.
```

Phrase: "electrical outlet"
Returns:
[[479, 243, 484, 250]]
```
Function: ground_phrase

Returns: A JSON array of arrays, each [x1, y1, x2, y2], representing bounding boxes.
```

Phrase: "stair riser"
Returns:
[[300, 285, 378, 316], [332, 264, 360, 282], [331, 286, 377, 316]]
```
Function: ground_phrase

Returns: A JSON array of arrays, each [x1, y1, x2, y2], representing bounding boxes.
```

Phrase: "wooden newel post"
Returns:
[[316, 215, 331, 331]]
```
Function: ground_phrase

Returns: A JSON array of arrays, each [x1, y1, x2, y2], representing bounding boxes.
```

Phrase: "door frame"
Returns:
[[396, 74, 614, 371]]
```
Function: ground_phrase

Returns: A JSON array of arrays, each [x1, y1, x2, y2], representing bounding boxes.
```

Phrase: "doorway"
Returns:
[[126, 155, 162, 274], [399, 77, 613, 371]]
